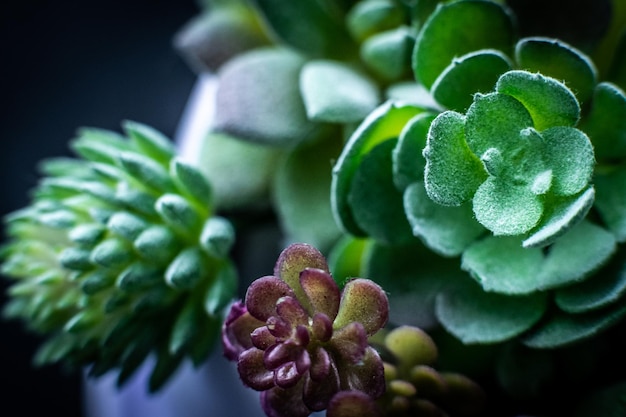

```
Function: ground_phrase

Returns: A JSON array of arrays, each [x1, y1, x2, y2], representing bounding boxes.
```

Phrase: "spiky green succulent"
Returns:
[[2, 122, 236, 390]]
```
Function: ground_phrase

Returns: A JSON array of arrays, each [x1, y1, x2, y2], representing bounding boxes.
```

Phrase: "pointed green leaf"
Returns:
[[432, 49, 512, 112], [90, 238, 132, 269], [523, 187, 595, 248], [165, 247, 208, 290], [134, 225, 180, 265], [413, 0, 515, 88], [117, 152, 175, 194], [522, 302, 626, 349], [556, 254, 626, 313], [199, 216, 235, 258], [515, 37, 597, 104], [273, 134, 342, 251], [123, 121, 175, 166], [170, 159, 213, 210], [496, 70, 580, 131], [423, 111, 486, 206], [392, 112, 437, 191], [462, 236, 544, 295], [58, 247, 93, 271], [69, 224, 106, 247], [114, 182, 158, 217], [473, 177, 543, 236], [107, 212, 147, 241], [348, 139, 414, 245], [404, 181, 484, 257], [80, 270, 115, 295], [169, 300, 203, 355], [70, 128, 131, 164], [300, 60, 380, 123], [155, 194, 202, 238], [579, 82, 626, 159], [204, 260, 237, 315], [116, 262, 163, 293], [436, 278, 548, 344], [332, 101, 424, 235], [537, 220, 616, 290]]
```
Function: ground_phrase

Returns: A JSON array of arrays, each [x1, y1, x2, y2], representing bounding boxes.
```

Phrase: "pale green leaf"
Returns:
[[300, 60, 380, 123], [361, 26, 414, 81], [392, 112, 437, 191]]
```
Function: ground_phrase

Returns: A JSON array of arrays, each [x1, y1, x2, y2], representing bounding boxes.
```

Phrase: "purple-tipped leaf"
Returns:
[[246, 276, 294, 321], [334, 279, 389, 335], [341, 346, 385, 398], [300, 268, 341, 319], [222, 302, 264, 361], [238, 348, 275, 391], [327, 390, 383, 417], [331, 322, 367, 364], [303, 359, 341, 411], [274, 361, 303, 389], [276, 296, 310, 326], [311, 312, 333, 342]]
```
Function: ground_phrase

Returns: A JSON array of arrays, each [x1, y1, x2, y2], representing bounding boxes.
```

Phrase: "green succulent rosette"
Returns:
[[331, 0, 626, 354], [2, 122, 237, 390]]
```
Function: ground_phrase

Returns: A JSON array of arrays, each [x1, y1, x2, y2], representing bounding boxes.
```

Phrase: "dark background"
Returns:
[[0, 1, 199, 415]]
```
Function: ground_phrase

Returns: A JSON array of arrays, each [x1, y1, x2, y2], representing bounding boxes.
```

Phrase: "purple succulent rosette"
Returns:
[[222, 243, 389, 417]]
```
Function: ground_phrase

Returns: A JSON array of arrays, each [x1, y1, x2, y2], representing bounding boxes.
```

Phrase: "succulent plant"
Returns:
[[222, 243, 389, 417], [2, 122, 236, 390]]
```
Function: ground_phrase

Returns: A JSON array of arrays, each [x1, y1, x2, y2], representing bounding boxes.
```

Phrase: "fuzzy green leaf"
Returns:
[[404, 182, 485, 257], [541, 126, 594, 196], [123, 121, 176, 166], [462, 236, 543, 295], [360, 26, 414, 81], [214, 48, 325, 146], [579, 82, 626, 159], [523, 187, 595, 248], [537, 220, 616, 290], [392, 112, 437, 191], [332, 101, 424, 236], [556, 254, 626, 313], [595, 168, 626, 242], [300, 60, 380, 123], [423, 111, 486, 206], [496, 70, 580, 131], [70, 128, 131, 164], [515, 37, 597, 104], [165, 247, 208, 290], [465, 92, 534, 157], [348, 139, 414, 245], [522, 302, 626, 349], [472, 177, 542, 236], [413, 0, 515, 89], [170, 159, 212, 210], [432, 49, 512, 112], [68, 224, 106, 247], [274, 135, 343, 251], [199, 216, 235, 258], [114, 183, 157, 217], [435, 278, 548, 344]]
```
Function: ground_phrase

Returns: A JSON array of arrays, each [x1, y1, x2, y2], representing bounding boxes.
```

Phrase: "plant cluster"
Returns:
[[3, 0, 626, 416]]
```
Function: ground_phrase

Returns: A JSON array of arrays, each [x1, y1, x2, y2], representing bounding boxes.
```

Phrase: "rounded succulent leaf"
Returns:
[[413, 0, 515, 89]]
